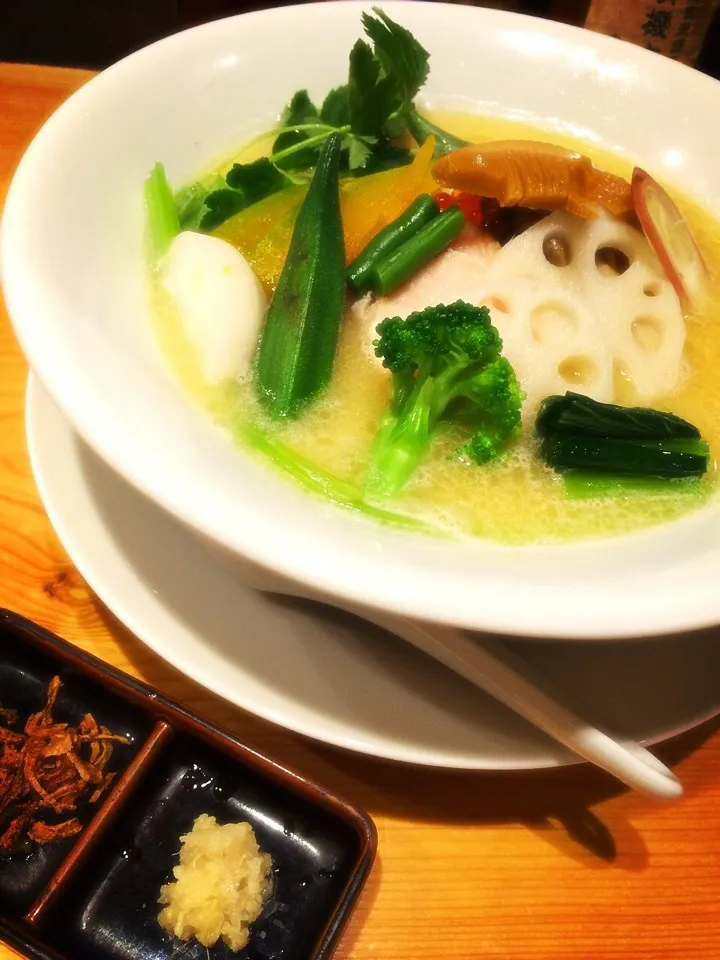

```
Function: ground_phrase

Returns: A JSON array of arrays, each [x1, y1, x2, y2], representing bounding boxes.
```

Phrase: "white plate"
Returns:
[[26, 374, 720, 769]]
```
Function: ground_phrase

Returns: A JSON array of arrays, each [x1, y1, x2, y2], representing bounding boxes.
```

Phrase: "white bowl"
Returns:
[[3, 1, 720, 640]]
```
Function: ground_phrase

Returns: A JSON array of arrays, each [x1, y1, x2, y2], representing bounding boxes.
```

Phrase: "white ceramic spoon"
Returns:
[[268, 587, 683, 801], [203, 548, 683, 800]]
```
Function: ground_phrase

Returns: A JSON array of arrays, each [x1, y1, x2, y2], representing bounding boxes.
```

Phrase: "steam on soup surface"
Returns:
[[146, 15, 718, 545]]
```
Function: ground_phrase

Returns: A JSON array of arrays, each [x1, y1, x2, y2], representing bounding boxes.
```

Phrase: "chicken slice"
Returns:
[[352, 227, 500, 364]]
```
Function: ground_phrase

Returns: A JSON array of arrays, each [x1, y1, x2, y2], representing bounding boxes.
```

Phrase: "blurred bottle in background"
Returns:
[[470, 0, 720, 75], [584, 0, 720, 67], [447, 1, 584, 22], [2, 0, 720, 73]]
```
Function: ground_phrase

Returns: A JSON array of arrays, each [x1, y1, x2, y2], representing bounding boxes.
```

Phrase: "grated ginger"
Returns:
[[158, 813, 272, 952]]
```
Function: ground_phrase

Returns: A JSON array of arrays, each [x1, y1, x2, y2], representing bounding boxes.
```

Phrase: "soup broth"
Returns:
[[154, 112, 720, 544]]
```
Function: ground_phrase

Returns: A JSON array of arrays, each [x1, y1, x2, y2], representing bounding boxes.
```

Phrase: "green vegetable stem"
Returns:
[[255, 134, 346, 419], [405, 106, 469, 159], [346, 193, 440, 292], [240, 421, 435, 533], [372, 206, 466, 295], [562, 472, 703, 500], [144, 163, 180, 264]]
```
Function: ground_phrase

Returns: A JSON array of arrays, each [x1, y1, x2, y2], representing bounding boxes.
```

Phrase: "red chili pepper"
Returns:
[[433, 190, 485, 228], [433, 190, 458, 211]]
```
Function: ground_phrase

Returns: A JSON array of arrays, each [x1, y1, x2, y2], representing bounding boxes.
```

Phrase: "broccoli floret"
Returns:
[[366, 301, 524, 497]]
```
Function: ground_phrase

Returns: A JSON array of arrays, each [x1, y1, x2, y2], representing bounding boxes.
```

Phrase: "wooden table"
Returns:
[[2, 62, 720, 960]]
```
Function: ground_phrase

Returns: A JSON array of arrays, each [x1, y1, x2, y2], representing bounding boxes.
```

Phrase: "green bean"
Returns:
[[346, 194, 440, 292], [371, 207, 465, 296]]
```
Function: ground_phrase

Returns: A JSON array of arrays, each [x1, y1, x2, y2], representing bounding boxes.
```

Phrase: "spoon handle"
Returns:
[[356, 610, 682, 800]]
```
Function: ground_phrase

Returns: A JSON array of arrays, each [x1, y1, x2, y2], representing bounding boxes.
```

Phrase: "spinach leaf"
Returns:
[[536, 392, 701, 441], [540, 434, 708, 479], [536, 392, 708, 483]]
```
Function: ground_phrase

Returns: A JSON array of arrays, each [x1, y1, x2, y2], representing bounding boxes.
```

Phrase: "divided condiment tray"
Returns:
[[0, 609, 376, 960]]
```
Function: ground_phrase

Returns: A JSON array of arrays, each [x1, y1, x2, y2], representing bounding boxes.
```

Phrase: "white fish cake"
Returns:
[[162, 232, 268, 384]]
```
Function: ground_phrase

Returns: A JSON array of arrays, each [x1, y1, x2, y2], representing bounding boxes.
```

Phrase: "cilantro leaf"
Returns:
[[199, 189, 247, 231], [190, 9, 433, 230], [348, 136, 376, 172], [355, 140, 413, 176], [321, 86, 351, 127], [347, 9, 429, 141], [199, 159, 293, 231], [175, 174, 225, 230], [362, 7, 429, 105], [348, 39, 379, 132], [279, 89, 319, 127], [225, 158, 292, 204], [272, 90, 322, 171], [348, 39, 401, 136]]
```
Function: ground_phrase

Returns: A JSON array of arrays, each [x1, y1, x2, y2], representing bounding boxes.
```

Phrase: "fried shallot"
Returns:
[[0, 677, 128, 852]]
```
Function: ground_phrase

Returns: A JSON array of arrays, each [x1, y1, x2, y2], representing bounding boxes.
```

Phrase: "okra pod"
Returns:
[[255, 134, 346, 419]]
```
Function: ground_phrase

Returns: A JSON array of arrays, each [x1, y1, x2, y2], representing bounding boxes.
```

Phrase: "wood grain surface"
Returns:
[[2, 62, 720, 960]]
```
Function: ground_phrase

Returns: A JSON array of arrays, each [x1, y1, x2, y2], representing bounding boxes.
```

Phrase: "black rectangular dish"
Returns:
[[0, 609, 377, 960]]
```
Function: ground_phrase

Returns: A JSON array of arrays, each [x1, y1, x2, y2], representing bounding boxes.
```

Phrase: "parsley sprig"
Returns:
[[179, 8, 462, 232]]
